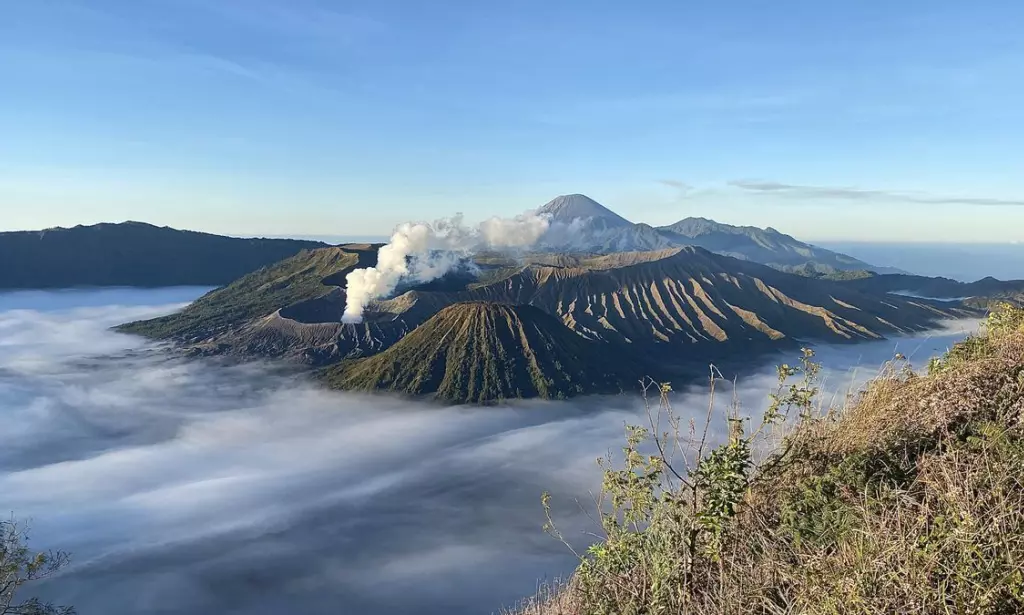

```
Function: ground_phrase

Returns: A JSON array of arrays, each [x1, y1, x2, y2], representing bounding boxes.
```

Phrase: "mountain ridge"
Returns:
[[0, 221, 327, 289], [535, 194, 885, 273], [2, 195, 891, 291], [837, 272, 1024, 307], [117, 244, 378, 341], [656, 215, 881, 272]]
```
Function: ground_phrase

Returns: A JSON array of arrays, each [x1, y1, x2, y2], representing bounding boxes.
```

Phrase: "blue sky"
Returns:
[[2, 0, 1023, 242]]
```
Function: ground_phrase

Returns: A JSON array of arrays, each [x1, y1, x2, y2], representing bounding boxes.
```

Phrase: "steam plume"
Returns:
[[342, 211, 550, 323]]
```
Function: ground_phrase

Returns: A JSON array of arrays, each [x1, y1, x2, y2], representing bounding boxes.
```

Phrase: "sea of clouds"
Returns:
[[0, 289, 979, 614]]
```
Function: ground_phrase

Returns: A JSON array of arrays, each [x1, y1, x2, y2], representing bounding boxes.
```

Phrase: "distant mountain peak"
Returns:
[[539, 194, 633, 227], [651, 216, 883, 272], [660, 217, 800, 242], [661, 216, 731, 237], [86, 220, 160, 231]]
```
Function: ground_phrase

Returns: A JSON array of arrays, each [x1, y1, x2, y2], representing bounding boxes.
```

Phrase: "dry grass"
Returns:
[[508, 580, 583, 615], [822, 331, 1024, 454], [511, 305, 1024, 615]]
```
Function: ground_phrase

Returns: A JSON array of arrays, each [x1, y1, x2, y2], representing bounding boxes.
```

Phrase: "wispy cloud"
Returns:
[[192, 1, 388, 47], [656, 179, 700, 205], [730, 180, 1024, 207], [534, 88, 819, 128], [20, 1, 388, 89], [658, 179, 693, 192]]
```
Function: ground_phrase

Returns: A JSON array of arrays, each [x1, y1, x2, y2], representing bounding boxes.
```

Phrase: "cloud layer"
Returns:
[[729, 180, 1024, 207], [0, 289, 978, 614]]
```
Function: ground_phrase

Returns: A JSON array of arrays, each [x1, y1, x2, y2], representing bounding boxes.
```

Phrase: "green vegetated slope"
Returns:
[[0, 221, 326, 288], [792, 266, 878, 281], [514, 304, 1024, 615], [118, 245, 376, 341], [326, 302, 648, 404]]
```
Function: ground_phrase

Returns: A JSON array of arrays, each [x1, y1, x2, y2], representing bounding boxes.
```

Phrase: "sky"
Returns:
[[2, 0, 1024, 242]]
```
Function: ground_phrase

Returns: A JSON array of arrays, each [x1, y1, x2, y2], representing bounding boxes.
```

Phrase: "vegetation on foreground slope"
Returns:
[[514, 304, 1024, 615]]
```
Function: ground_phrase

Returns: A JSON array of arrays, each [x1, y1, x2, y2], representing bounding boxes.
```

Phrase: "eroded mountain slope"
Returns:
[[325, 302, 649, 403], [373, 247, 967, 347], [227, 247, 969, 364]]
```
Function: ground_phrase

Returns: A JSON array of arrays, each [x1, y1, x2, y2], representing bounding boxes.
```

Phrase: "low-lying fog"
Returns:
[[0, 288, 979, 615]]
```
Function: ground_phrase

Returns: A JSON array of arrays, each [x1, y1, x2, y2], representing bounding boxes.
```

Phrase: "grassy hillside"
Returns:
[[325, 302, 650, 404], [118, 246, 373, 341], [0, 221, 326, 288], [792, 265, 877, 280], [515, 304, 1024, 614]]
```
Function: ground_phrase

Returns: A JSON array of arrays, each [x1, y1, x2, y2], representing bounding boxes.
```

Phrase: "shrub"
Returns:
[[0, 519, 74, 615], [515, 305, 1024, 615]]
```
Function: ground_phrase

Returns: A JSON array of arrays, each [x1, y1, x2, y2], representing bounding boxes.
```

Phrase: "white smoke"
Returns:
[[342, 211, 551, 323], [478, 211, 552, 249], [342, 223, 431, 324]]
